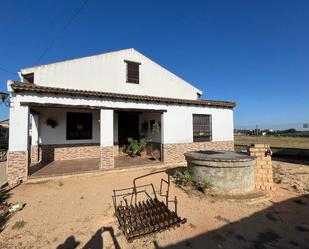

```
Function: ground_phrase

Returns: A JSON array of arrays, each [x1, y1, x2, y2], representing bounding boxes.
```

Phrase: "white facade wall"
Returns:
[[37, 108, 100, 145], [20, 49, 201, 100], [9, 93, 234, 150], [162, 105, 234, 143], [100, 109, 113, 147], [8, 103, 29, 151]]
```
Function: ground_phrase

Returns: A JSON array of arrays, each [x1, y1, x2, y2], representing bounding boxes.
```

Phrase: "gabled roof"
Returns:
[[9, 81, 236, 109], [20, 48, 203, 96], [21, 48, 135, 70]]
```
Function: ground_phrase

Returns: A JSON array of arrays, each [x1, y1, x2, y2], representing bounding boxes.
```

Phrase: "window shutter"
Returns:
[[125, 61, 140, 84], [193, 114, 212, 142]]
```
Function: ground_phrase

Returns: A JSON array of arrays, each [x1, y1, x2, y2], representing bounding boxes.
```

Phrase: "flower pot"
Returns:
[[140, 150, 147, 157]]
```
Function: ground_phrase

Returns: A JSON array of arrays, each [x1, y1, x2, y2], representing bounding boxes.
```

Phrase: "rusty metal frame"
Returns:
[[112, 170, 186, 241]]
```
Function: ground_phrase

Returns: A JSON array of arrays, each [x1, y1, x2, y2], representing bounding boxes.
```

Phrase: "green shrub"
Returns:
[[174, 170, 195, 186], [174, 169, 212, 192], [195, 178, 213, 191], [12, 220, 26, 230], [125, 137, 148, 156]]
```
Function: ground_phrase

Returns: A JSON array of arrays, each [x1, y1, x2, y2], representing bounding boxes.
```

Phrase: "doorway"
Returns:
[[118, 112, 140, 148]]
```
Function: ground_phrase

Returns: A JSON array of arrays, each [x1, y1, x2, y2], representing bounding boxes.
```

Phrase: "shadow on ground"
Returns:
[[57, 226, 121, 249], [273, 156, 309, 166], [57, 194, 309, 249], [153, 194, 309, 249]]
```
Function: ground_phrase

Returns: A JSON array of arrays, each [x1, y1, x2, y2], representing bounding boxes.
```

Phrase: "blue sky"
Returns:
[[0, 0, 308, 128]]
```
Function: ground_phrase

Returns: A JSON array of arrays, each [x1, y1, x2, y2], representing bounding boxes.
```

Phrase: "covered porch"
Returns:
[[25, 103, 165, 178]]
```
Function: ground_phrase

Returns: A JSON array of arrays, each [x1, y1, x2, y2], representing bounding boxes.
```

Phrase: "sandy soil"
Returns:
[[0, 162, 308, 249], [273, 159, 309, 194]]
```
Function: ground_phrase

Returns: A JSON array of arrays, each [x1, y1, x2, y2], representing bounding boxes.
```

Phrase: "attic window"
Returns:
[[125, 60, 141, 84], [23, 73, 34, 83]]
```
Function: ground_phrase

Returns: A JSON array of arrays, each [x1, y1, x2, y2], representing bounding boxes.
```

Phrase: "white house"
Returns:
[[6, 48, 236, 185]]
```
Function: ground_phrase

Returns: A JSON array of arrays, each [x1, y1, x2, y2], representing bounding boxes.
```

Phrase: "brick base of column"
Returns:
[[7, 151, 29, 185], [248, 144, 274, 191], [162, 141, 234, 163], [100, 146, 114, 169], [31, 145, 39, 164], [113, 145, 119, 156]]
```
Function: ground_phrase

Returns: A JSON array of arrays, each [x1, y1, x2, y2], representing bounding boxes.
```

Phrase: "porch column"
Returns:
[[31, 114, 40, 164], [7, 104, 30, 185], [161, 112, 167, 162], [100, 109, 114, 169]]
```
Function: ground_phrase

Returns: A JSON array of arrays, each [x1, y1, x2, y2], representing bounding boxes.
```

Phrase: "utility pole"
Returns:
[[256, 124, 259, 143]]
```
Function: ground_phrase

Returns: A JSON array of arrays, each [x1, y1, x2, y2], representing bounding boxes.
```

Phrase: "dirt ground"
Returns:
[[0, 161, 309, 249]]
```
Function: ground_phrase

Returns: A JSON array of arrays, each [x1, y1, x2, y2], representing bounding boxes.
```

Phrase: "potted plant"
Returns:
[[125, 137, 148, 157], [151, 149, 161, 161]]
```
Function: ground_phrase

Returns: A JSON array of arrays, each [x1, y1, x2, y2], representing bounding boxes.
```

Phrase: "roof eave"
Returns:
[[9, 81, 236, 109]]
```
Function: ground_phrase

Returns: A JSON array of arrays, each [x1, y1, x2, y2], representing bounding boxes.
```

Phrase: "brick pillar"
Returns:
[[31, 145, 39, 164], [100, 146, 114, 169], [248, 144, 274, 190], [100, 109, 114, 169], [7, 104, 30, 185], [7, 151, 29, 185]]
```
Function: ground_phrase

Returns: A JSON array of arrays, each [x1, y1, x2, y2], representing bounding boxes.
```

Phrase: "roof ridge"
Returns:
[[21, 48, 135, 70]]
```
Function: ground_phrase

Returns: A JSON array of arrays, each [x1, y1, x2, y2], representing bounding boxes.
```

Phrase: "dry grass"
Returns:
[[235, 135, 309, 149]]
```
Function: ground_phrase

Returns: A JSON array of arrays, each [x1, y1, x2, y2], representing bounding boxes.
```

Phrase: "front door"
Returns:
[[118, 112, 139, 148]]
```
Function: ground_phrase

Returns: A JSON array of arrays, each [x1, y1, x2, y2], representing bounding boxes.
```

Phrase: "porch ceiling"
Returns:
[[21, 102, 167, 113]]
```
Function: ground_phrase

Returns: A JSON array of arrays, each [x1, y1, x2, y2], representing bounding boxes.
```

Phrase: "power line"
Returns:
[[36, 0, 90, 63], [0, 66, 16, 76]]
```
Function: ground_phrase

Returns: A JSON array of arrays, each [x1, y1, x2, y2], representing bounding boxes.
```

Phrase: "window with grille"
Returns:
[[193, 114, 212, 142], [66, 112, 92, 140], [125, 60, 140, 84]]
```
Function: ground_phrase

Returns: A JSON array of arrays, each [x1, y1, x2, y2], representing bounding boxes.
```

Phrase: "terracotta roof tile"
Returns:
[[10, 81, 236, 108]]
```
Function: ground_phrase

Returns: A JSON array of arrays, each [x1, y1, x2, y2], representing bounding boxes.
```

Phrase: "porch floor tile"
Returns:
[[29, 158, 100, 178], [29, 156, 162, 178]]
